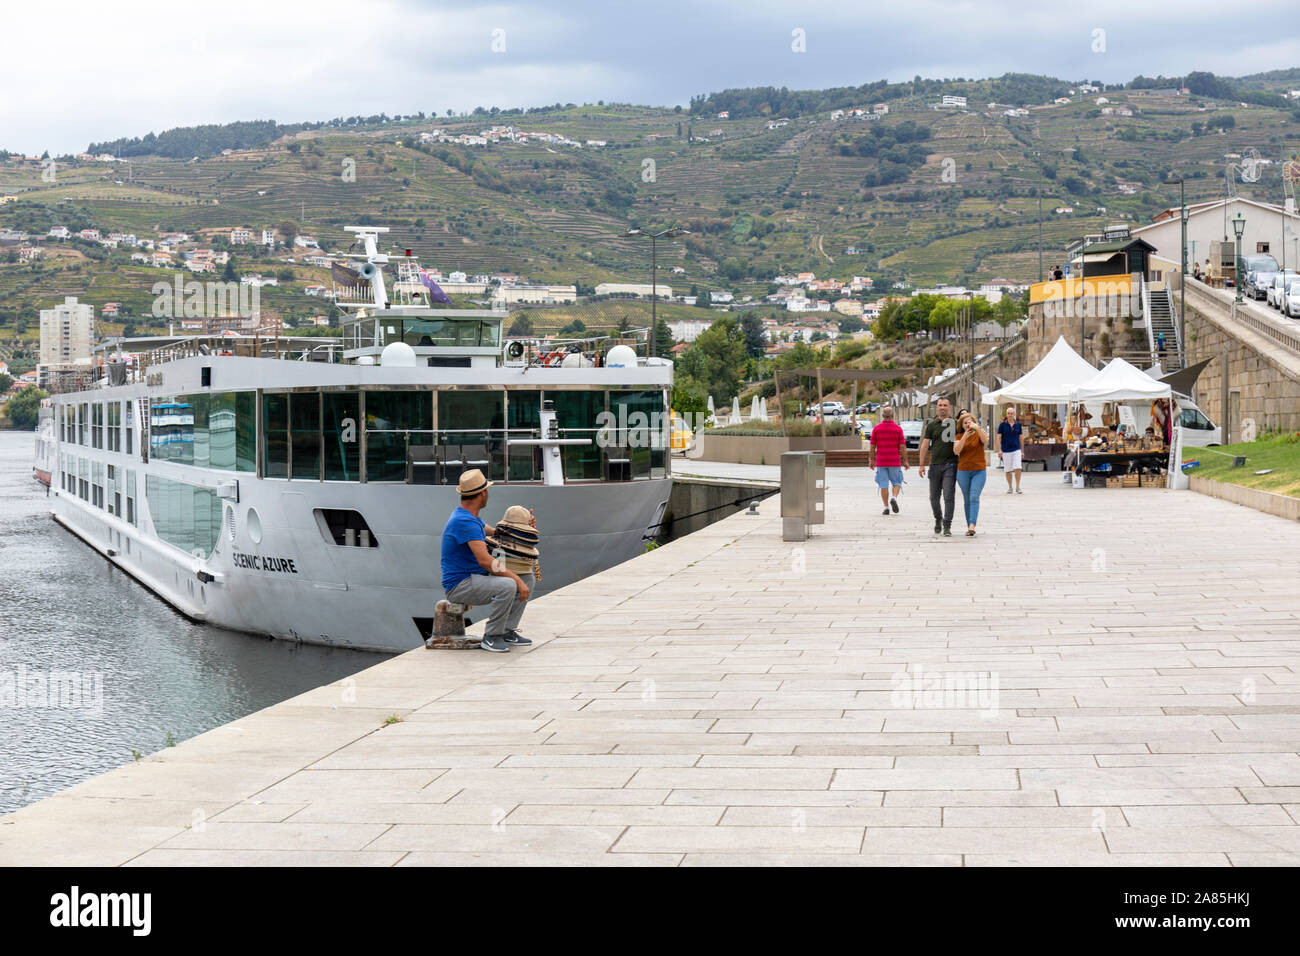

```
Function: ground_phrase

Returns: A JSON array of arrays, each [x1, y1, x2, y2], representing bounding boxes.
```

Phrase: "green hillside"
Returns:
[[3, 69, 1300, 348]]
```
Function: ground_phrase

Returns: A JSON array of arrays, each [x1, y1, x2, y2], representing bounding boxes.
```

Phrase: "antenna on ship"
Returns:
[[342, 226, 391, 310]]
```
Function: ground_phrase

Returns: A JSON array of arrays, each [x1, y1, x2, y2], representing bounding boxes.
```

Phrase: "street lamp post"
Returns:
[[625, 227, 690, 359], [1166, 177, 1188, 366], [1232, 212, 1246, 305]]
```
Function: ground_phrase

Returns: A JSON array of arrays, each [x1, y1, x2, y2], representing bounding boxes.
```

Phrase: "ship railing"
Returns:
[[362, 425, 659, 484]]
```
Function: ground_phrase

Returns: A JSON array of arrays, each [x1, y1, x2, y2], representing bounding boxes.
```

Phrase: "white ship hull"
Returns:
[[50, 473, 669, 653]]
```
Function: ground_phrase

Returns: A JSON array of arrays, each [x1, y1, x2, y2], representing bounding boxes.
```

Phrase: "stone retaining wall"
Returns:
[[1189, 475, 1300, 522]]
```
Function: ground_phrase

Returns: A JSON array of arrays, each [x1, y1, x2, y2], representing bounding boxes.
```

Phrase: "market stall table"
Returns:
[[1077, 448, 1168, 487]]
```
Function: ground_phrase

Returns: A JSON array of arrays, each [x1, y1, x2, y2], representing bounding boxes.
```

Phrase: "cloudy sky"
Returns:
[[7, 0, 1299, 155]]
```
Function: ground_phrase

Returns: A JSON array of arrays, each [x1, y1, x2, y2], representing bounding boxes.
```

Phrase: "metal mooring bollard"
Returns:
[[427, 600, 479, 649]]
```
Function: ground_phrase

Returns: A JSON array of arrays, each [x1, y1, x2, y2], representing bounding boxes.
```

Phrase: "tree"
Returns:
[[688, 317, 748, 404], [717, 257, 747, 281], [223, 256, 237, 282], [559, 318, 586, 336], [695, 291, 712, 308], [740, 313, 766, 358], [653, 318, 673, 356], [0, 372, 12, 393], [277, 220, 299, 245], [6, 387, 47, 430], [508, 313, 535, 336]]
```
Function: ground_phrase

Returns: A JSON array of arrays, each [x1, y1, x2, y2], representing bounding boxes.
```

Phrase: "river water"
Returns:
[[0, 429, 381, 815]]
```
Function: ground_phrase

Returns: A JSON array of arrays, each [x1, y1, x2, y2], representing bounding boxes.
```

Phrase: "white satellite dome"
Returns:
[[380, 341, 417, 368], [605, 344, 637, 368], [561, 352, 592, 368]]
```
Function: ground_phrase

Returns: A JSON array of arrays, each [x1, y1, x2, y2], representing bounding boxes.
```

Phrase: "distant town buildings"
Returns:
[[594, 282, 673, 299]]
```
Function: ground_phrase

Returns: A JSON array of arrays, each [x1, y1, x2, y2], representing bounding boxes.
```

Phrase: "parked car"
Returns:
[[1247, 269, 1278, 301], [1268, 271, 1299, 310], [1285, 279, 1300, 319], [806, 401, 847, 417], [899, 419, 924, 450], [1237, 252, 1278, 289]]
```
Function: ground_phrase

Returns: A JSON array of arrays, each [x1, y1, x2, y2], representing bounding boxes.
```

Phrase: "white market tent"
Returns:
[[981, 336, 1097, 406], [1070, 357, 1171, 404]]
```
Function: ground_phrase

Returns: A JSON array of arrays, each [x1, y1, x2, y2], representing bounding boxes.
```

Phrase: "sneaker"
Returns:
[[882, 507, 890, 515], [890, 497, 899, 513], [479, 634, 511, 653], [942, 526, 952, 536], [934, 519, 942, 534], [504, 630, 532, 646], [1015, 488, 1023, 494]]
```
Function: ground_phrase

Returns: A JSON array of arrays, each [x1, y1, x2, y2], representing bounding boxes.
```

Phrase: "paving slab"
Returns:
[[4, 465, 1299, 865]]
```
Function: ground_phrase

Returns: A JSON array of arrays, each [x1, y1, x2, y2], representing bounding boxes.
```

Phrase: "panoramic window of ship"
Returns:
[[262, 388, 668, 484]]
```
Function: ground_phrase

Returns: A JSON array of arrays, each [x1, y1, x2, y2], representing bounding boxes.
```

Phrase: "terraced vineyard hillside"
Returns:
[[3, 70, 1300, 341]]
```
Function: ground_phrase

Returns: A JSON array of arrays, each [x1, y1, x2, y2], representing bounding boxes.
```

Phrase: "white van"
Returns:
[[1122, 395, 1220, 447], [1175, 396, 1222, 447]]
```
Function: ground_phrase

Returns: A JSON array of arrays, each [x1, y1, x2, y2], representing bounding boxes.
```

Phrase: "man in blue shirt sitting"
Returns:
[[441, 469, 532, 652]]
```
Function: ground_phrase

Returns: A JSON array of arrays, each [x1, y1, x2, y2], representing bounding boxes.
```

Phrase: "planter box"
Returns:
[[695, 432, 861, 466]]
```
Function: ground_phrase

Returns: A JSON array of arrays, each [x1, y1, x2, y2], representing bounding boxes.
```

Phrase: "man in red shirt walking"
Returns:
[[869, 406, 908, 515]]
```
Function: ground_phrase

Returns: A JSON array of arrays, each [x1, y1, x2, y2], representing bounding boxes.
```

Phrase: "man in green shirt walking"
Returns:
[[918, 397, 957, 537]]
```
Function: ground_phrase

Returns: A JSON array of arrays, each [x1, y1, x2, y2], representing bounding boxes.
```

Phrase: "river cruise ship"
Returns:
[[40, 227, 672, 652]]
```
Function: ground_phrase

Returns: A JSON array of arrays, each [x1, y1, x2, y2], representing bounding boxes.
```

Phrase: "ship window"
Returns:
[[107, 402, 121, 452], [550, 390, 605, 480], [126, 470, 137, 526], [364, 390, 431, 482], [209, 393, 237, 470], [78, 403, 87, 445], [455, 322, 479, 346], [125, 401, 134, 456], [610, 390, 667, 480], [91, 403, 103, 449], [438, 390, 504, 481], [313, 508, 378, 547], [323, 392, 360, 481], [146, 475, 223, 560], [235, 392, 256, 472], [263, 393, 289, 478], [151, 398, 196, 464], [506, 391, 542, 481], [481, 322, 501, 348], [398, 318, 452, 347], [291, 392, 321, 480], [190, 393, 211, 467]]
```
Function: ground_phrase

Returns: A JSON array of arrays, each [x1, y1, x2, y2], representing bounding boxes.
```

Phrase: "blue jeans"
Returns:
[[956, 468, 987, 527]]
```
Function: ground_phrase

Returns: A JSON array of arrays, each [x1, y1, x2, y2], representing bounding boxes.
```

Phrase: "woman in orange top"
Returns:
[[952, 412, 989, 536]]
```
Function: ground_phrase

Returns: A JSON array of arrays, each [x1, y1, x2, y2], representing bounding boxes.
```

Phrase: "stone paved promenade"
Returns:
[[4, 465, 1300, 866]]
